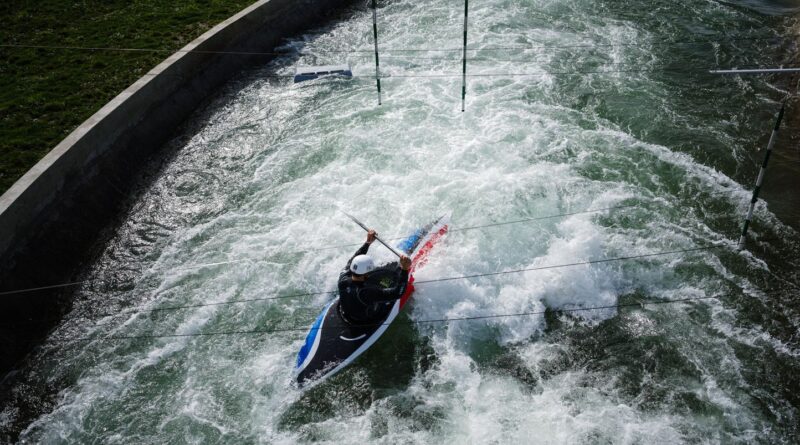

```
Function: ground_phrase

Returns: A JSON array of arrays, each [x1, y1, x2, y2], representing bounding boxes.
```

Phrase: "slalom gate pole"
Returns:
[[460, 0, 469, 112], [371, 0, 382, 105], [738, 100, 786, 249]]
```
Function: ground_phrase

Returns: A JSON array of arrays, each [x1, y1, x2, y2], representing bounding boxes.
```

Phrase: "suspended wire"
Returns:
[[415, 244, 726, 284], [451, 205, 638, 232], [54, 295, 725, 343], [0, 34, 787, 58], [3, 257, 791, 329], [0, 43, 289, 57], [0, 281, 91, 296], [0, 205, 635, 297], [124, 288, 336, 314], [354, 36, 790, 57], [278, 62, 800, 79], [370, 67, 704, 77], [248, 66, 712, 80], [119, 188, 767, 275], [0, 190, 772, 299], [3, 44, 787, 82], [5, 228, 783, 331], [33, 242, 733, 321], [0, 241, 738, 328], [176, 205, 641, 268], [409, 35, 789, 53]]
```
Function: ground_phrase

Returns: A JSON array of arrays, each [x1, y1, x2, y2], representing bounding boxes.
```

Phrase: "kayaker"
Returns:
[[338, 229, 412, 324]]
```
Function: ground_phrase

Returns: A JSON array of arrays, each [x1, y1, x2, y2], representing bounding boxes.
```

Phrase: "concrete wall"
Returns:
[[0, 0, 354, 373]]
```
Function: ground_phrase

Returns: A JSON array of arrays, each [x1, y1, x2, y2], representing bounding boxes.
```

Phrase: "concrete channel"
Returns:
[[0, 0, 354, 375]]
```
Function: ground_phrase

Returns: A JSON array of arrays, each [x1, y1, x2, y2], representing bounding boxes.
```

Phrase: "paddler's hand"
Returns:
[[400, 255, 411, 271], [366, 229, 377, 244]]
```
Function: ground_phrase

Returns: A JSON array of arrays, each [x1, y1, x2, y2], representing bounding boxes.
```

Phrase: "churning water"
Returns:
[[3, 0, 800, 443]]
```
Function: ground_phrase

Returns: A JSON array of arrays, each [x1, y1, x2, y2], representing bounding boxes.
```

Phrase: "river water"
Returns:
[[3, 0, 800, 443]]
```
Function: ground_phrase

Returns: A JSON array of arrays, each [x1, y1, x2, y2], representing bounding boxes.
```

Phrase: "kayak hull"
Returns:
[[294, 215, 449, 388]]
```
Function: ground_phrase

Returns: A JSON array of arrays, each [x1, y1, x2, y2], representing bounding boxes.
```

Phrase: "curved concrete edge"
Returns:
[[0, 0, 353, 265], [0, 0, 268, 255], [0, 0, 354, 372], [1, 1, 201, 206]]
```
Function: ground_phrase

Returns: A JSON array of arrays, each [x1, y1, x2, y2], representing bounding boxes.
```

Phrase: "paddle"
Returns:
[[341, 211, 404, 258]]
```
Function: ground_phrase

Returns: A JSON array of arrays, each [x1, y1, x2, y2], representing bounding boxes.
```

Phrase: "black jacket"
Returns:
[[338, 242, 409, 323]]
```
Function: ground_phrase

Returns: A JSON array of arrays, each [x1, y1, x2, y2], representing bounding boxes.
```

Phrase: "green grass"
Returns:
[[0, 0, 256, 194]]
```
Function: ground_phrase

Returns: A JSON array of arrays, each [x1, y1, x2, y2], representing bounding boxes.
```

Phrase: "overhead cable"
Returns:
[[59, 295, 723, 343], [0, 35, 786, 57], [59, 242, 732, 317], [0, 280, 91, 296], [0, 205, 634, 297], [0, 191, 773, 299], [414, 244, 726, 284], [255, 66, 725, 79]]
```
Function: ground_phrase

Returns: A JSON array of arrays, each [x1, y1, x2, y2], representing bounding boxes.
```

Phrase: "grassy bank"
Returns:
[[0, 0, 255, 194]]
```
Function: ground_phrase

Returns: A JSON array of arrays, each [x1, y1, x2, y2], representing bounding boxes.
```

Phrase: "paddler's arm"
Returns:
[[343, 229, 377, 273]]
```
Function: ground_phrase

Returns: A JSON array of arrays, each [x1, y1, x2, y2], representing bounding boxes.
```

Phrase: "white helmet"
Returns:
[[350, 255, 375, 275]]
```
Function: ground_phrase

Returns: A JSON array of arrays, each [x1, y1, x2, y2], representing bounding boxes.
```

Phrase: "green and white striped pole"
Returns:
[[371, 0, 382, 105], [738, 100, 786, 249], [460, 0, 469, 112]]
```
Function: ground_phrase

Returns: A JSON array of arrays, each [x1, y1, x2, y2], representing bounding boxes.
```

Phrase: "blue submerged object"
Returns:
[[293, 64, 353, 83]]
